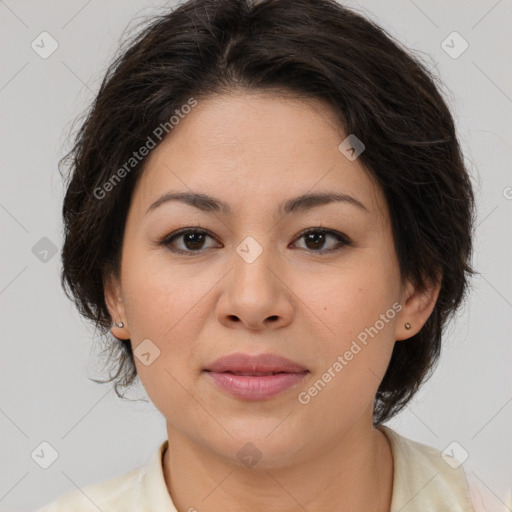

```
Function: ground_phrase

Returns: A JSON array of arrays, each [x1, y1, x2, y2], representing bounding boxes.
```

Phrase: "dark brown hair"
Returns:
[[60, 0, 476, 424]]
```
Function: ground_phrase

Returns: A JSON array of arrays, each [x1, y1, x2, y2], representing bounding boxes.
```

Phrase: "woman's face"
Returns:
[[106, 90, 435, 466]]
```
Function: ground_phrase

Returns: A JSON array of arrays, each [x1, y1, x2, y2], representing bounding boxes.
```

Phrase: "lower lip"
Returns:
[[205, 371, 309, 400]]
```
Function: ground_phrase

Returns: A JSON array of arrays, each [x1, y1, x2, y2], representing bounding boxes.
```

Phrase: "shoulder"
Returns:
[[34, 467, 142, 512], [379, 425, 475, 511], [35, 440, 171, 512], [461, 465, 511, 512]]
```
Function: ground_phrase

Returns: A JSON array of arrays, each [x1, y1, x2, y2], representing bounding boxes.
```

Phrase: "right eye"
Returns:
[[158, 228, 221, 255]]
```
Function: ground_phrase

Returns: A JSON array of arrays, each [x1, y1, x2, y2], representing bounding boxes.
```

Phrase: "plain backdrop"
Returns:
[[1, 0, 511, 510]]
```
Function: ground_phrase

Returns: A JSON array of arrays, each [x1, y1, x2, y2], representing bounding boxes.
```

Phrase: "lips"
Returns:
[[224, 371, 284, 376], [204, 352, 308, 374], [203, 352, 309, 400]]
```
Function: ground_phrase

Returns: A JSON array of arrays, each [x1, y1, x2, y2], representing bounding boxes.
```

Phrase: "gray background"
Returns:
[[1, 0, 511, 510]]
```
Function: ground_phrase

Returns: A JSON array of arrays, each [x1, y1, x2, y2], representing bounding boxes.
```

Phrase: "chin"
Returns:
[[203, 426, 308, 469]]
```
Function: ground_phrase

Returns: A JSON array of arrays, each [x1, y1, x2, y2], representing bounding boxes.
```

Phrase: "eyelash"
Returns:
[[158, 227, 352, 256]]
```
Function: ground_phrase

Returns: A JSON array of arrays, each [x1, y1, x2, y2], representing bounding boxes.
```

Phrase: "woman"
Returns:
[[37, 0, 493, 510]]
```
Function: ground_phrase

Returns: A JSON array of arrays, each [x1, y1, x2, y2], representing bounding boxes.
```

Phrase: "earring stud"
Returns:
[[116, 321, 124, 328], [405, 322, 411, 329]]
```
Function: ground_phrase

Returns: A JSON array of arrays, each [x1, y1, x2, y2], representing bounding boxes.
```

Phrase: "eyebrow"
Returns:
[[146, 190, 369, 216]]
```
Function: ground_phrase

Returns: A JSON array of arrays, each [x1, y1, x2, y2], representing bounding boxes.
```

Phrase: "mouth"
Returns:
[[203, 352, 309, 400], [213, 371, 294, 376], [204, 370, 309, 400]]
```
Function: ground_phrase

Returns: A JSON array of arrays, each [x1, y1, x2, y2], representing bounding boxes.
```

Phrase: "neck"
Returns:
[[163, 409, 393, 512]]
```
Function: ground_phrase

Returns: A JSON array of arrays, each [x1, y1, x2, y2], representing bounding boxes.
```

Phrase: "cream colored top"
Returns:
[[36, 425, 500, 511]]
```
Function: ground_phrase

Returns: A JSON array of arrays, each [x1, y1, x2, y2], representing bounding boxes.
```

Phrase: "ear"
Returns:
[[104, 270, 129, 339], [395, 274, 441, 341]]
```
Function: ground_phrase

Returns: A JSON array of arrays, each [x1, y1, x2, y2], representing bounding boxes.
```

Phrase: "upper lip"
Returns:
[[204, 352, 308, 374]]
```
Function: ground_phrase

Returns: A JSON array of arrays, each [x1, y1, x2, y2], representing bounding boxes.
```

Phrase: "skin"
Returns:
[[105, 90, 440, 512]]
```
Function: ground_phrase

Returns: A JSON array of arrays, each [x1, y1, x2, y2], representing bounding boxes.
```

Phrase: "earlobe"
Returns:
[[104, 271, 129, 339], [395, 276, 441, 341]]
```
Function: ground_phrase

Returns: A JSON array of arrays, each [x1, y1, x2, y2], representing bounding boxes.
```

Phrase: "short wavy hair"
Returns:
[[59, 0, 476, 425]]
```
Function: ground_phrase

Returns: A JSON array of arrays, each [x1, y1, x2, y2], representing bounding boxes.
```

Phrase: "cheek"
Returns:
[[317, 257, 400, 334], [121, 261, 208, 418], [297, 279, 398, 428], [121, 246, 214, 338], [118, 251, 208, 381], [306, 251, 400, 388]]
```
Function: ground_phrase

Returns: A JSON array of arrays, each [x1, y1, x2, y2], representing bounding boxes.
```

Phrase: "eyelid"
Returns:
[[294, 226, 352, 244]]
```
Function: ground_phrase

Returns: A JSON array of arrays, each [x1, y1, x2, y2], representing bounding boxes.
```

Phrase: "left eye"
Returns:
[[159, 227, 351, 255], [293, 228, 352, 254]]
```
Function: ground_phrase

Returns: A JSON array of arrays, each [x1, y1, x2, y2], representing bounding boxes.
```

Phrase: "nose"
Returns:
[[216, 240, 295, 331]]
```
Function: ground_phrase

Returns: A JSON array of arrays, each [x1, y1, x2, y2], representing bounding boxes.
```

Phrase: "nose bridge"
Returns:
[[230, 201, 277, 265], [232, 233, 277, 295]]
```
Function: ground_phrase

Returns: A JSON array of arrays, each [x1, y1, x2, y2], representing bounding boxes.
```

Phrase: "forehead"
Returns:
[[130, 91, 386, 221]]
